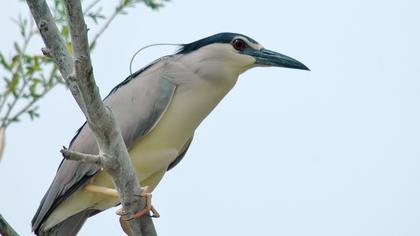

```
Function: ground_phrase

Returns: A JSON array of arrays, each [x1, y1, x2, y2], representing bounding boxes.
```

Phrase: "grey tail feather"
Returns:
[[35, 209, 100, 236]]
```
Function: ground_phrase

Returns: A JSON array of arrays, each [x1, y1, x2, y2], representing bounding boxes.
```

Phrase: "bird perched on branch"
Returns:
[[32, 32, 309, 235]]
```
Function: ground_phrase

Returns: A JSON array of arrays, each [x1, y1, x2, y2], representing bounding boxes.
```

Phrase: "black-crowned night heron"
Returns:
[[32, 32, 309, 235]]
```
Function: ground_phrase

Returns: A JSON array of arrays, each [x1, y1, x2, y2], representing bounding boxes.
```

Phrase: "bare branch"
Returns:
[[26, 1, 73, 76], [61, 146, 101, 164], [41, 47, 52, 57], [25, 0, 86, 114], [0, 95, 8, 119], [0, 214, 19, 236], [26, 0, 157, 235]]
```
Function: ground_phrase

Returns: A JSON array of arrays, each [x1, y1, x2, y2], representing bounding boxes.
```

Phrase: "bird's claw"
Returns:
[[117, 186, 160, 235], [116, 186, 160, 220]]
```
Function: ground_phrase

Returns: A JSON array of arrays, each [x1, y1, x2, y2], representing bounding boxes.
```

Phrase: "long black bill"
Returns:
[[245, 48, 310, 71]]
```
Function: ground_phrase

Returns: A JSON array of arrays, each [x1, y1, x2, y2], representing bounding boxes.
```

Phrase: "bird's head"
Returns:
[[177, 32, 309, 78]]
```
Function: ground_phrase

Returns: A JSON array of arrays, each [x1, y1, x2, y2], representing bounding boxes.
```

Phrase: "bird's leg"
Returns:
[[84, 184, 159, 218], [84, 184, 119, 197], [84, 184, 159, 235], [116, 186, 160, 219]]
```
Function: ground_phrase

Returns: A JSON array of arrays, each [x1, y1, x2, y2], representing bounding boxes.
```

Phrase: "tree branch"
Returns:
[[1, 25, 35, 127], [5, 83, 54, 127], [26, 0, 87, 115], [0, 77, 31, 127], [0, 214, 19, 236], [61, 146, 102, 164], [25, 0, 156, 235]]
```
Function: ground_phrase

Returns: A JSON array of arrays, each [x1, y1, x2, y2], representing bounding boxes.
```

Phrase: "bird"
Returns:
[[32, 32, 309, 235]]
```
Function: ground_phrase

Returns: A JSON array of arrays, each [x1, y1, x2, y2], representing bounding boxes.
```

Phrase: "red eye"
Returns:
[[232, 39, 247, 50]]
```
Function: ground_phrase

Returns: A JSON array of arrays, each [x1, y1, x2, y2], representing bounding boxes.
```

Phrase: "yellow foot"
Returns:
[[116, 186, 160, 219], [84, 184, 159, 235], [116, 186, 160, 236]]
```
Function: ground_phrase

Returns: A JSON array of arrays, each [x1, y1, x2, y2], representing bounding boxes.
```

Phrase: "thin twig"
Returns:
[[0, 94, 9, 119], [1, 51, 33, 127], [89, 0, 123, 48], [46, 64, 61, 86], [26, 0, 74, 78], [0, 24, 34, 122], [4, 63, 60, 127], [6, 63, 59, 126], [83, 0, 101, 16], [1, 78, 31, 127], [61, 146, 102, 164], [1, 59, 34, 127], [5, 85, 55, 127], [41, 47, 52, 57]]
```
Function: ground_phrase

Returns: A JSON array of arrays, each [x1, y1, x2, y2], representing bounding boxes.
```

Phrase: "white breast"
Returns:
[[129, 60, 240, 180]]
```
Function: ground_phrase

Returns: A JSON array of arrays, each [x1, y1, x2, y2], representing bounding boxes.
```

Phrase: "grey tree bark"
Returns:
[[25, 0, 157, 235]]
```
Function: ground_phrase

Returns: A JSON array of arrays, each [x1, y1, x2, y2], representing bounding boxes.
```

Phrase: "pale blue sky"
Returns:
[[1, 0, 420, 235]]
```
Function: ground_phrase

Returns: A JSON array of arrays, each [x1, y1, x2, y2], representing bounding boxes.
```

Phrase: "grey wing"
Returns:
[[32, 70, 176, 232], [167, 135, 193, 171]]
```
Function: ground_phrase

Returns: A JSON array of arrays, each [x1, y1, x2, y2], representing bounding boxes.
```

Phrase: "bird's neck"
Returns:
[[182, 44, 254, 81]]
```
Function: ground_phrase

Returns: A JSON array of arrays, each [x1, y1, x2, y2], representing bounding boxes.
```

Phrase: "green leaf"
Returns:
[[20, 19, 28, 38], [7, 115, 20, 124], [144, 0, 169, 10], [87, 6, 105, 25], [61, 25, 69, 38], [25, 56, 41, 76], [88, 12, 104, 24], [7, 73, 20, 97], [2, 76, 10, 85], [0, 52, 11, 70], [13, 42, 21, 54], [29, 78, 42, 99], [66, 42, 73, 54], [33, 56, 40, 69], [27, 106, 40, 120], [12, 14, 28, 37], [10, 55, 19, 70]]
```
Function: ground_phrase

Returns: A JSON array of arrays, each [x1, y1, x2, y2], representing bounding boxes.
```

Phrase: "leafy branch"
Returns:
[[0, 0, 169, 165], [0, 0, 169, 130]]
